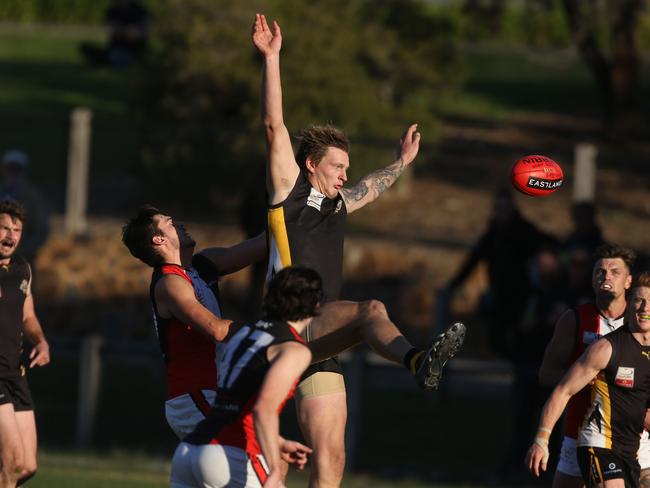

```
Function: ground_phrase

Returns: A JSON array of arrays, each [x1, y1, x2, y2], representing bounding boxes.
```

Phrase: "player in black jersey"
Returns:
[[0, 199, 50, 487], [527, 271, 650, 486], [171, 266, 320, 488], [253, 14, 465, 488]]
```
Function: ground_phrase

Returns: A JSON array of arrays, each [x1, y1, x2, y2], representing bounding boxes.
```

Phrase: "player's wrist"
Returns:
[[535, 426, 552, 441]]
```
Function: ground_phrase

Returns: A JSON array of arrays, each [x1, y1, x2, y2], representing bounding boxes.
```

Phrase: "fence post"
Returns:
[[65, 107, 92, 235], [573, 143, 597, 202], [76, 334, 103, 447]]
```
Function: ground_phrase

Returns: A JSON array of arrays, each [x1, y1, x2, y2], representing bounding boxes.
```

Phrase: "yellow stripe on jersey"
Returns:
[[593, 371, 613, 449], [268, 207, 292, 268]]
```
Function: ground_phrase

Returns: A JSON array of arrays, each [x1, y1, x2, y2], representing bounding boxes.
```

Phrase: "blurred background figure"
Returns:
[[445, 187, 557, 361], [510, 247, 569, 483], [563, 201, 605, 256], [80, 0, 150, 68], [0, 150, 50, 265]]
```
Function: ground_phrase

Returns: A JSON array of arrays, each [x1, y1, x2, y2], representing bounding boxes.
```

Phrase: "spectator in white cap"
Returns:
[[0, 150, 50, 264]]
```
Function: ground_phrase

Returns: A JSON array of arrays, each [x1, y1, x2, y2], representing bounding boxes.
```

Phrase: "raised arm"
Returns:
[[155, 275, 232, 342], [527, 338, 612, 477], [198, 233, 267, 277], [22, 272, 50, 368], [538, 309, 578, 386], [252, 13, 299, 205], [340, 124, 420, 214], [253, 341, 311, 486]]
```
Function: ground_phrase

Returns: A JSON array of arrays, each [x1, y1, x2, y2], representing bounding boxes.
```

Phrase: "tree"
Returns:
[[136, 0, 460, 212], [561, 0, 645, 133]]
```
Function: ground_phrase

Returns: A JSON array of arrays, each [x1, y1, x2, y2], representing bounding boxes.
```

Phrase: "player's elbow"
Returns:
[[263, 119, 286, 139]]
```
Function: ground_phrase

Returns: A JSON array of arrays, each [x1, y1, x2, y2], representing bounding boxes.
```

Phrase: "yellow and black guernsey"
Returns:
[[578, 326, 650, 458], [267, 171, 346, 303]]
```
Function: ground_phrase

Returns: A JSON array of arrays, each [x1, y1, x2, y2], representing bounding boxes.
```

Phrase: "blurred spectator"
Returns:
[[0, 150, 50, 264], [80, 0, 150, 69], [509, 248, 569, 482], [563, 201, 606, 256], [564, 246, 594, 307], [562, 201, 606, 307], [445, 187, 557, 360]]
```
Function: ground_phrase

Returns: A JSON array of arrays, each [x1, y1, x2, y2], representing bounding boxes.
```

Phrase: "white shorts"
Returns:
[[165, 389, 216, 440], [170, 442, 269, 488], [640, 430, 650, 470], [557, 436, 581, 477]]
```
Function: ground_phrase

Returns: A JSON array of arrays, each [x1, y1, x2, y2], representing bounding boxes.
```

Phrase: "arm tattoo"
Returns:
[[341, 181, 370, 203], [367, 157, 406, 196], [341, 157, 406, 206]]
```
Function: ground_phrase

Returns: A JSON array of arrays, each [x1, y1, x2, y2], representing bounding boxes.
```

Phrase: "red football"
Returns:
[[510, 155, 563, 197]]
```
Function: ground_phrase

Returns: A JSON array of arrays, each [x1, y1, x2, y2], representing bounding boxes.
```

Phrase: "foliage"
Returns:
[[0, 0, 158, 24], [136, 0, 461, 209]]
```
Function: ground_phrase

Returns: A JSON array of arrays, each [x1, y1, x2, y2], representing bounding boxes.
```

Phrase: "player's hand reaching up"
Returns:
[[397, 123, 421, 166], [279, 438, 312, 471], [252, 13, 282, 57]]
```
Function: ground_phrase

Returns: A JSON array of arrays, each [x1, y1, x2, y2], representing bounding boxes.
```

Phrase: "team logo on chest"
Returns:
[[306, 187, 325, 212], [334, 199, 343, 214], [614, 367, 635, 388]]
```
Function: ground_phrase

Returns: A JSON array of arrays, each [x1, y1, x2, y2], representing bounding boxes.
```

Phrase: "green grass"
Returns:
[[28, 450, 537, 488]]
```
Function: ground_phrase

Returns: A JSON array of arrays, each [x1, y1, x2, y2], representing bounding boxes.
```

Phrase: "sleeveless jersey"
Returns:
[[0, 255, 30, 378], [267, 171, 346, 302], [578, 326, 650, 458], [150, 254, 223, 399], [564, 303, 625, 438], [184, 320, 307, 463]]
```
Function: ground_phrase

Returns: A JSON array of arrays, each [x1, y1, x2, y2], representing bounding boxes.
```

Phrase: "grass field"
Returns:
[[29, 450, 539, 488]]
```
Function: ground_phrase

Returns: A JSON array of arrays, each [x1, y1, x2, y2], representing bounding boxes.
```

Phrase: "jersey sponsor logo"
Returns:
[[604, 462, 622, 475], [642, 351, 650, 361], [583, 331, 600, 345], [614, 367, 634, 388], [19, 279, 28, 296], [334, 199, 343, 214], [306, 188, 325, 212]]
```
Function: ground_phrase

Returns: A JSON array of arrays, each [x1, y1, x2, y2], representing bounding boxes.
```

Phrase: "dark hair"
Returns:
[[262, 266, 324, 322], [0, 199, 26, 223], [122, 205, 164, 267], [295, 124, 350, 171], [593, 244, 636, 272]]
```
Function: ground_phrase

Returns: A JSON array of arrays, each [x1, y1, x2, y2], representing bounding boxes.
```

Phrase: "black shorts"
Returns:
[[577, 446, 639, 487], [301, 356, 343, 381], [0, 375, 34, 411]]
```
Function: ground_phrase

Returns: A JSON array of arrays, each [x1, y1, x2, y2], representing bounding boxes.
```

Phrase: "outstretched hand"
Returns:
[[252, 13, 282, 56], [397, 124, 421, 165], [279, 438, 312, 471]]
